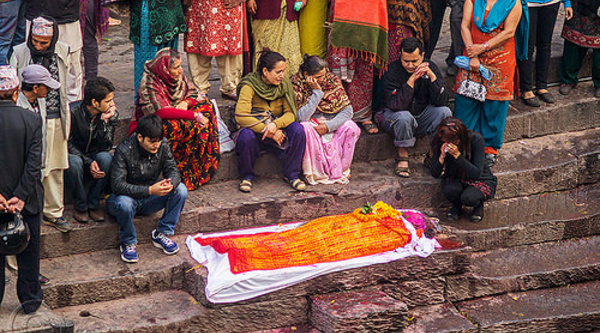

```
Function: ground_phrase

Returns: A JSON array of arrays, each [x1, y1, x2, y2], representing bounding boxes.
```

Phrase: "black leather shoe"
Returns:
[[522, 95, 541, 107], [446, 204, 462, 221], [537, 91, 555, 104], [470, 204, 484, 223]]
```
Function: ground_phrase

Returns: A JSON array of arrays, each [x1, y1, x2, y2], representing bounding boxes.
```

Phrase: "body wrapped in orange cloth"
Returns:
[[196, 202, 430, 274]]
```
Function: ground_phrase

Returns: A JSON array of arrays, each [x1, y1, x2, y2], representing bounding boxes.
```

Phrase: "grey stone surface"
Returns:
[[403, 303, 477, 333], [446, 236, 600, 302], [456, 281, 600, 333], [309, 290, 408, 333]]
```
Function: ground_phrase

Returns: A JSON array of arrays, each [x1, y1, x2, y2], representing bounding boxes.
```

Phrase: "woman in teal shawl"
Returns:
[[453, 0, 528, 167]]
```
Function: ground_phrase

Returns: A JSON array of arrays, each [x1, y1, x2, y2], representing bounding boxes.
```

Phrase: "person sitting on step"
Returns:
[[429, 117, 497, 222], [107, 114, 188, 263], [234, 48, 307, 193], [379, 37, 451, 178], [65, 77, 118, 223]]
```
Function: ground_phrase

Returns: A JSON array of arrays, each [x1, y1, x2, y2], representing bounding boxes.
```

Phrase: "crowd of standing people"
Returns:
[[0, 0, 599, 315]]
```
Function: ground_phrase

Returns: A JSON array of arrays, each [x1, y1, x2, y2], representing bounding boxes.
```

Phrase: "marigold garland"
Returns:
[[352, 201, 402, 222]]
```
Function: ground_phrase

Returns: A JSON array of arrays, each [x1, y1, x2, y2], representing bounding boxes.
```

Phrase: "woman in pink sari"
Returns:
[[291, 55, 360, 185]]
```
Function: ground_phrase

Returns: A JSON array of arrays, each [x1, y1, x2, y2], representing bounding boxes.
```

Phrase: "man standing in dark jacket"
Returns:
[[0, 65, 44, 313], [65, 77, 117, 223], [380, 37, 451, 178], [107, 114, 188, 263]]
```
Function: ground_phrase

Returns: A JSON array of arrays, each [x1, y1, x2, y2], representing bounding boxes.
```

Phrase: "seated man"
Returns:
[[107, 114, 188, 263], [65, 77, 118, 222], [380, 37, 451, 178]]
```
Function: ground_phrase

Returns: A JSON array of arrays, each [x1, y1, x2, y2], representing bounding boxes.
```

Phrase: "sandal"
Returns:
[[239, 179, 252, 193], [395, 156, 410, 178], [285, 177, 306, 191], [361, 121, 379, 135]]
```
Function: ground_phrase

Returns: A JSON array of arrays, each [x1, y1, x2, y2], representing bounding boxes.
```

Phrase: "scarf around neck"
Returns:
[[473, 0, 529, 60], [236, 71, 298, 118], [290, 70, 350, 114], [137, 48, 197, 117], [27, 15, 59, 70]]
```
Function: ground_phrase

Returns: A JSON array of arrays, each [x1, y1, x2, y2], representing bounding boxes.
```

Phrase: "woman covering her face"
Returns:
[[291, 54, 360, 185], [429, 117, 497, 222], [132, 47, 220, 191]]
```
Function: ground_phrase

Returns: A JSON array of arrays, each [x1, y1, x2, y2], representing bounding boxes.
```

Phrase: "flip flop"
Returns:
[[239, 179, 252, 193], [284, 177, 306, 191], [361, 121, 379, 134]]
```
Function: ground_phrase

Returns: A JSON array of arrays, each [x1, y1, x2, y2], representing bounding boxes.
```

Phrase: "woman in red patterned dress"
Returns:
[[132, 48, 220, 191]]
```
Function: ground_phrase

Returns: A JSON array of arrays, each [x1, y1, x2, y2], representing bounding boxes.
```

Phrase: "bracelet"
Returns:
[[483, 42, 490, 51]]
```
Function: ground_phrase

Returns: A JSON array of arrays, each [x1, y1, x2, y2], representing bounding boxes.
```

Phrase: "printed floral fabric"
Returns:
[[185, 0, 243, 56], [561, 0, 600, 49]]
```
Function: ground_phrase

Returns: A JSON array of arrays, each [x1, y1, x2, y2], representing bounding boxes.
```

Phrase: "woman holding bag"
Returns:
[[453, 0, 528, 167]]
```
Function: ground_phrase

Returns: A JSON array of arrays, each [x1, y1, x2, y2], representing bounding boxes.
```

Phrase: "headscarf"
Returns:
[[290, 70, 350, 114], [386, 0, 432, 44], [27, 16, 59, 69], [136, 48, 198, 118], [473, 0, 529, 60], [236, 71, 298, 118]]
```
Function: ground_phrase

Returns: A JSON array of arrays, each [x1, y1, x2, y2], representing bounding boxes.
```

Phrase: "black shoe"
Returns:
[[446, 204, 462, 221], [536, 91, 555, 104], [559, 83, 575, 95], [470, 204, 484, 223], [522, 95, 541, 107], [43, 216, 73, 233], [485, 153, 497, 168]]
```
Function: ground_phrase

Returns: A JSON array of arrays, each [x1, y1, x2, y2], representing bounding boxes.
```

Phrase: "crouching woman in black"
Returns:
[[429, 117, 496, 222]]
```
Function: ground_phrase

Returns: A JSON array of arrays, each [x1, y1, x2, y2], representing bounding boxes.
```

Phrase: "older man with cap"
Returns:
[[0, 65, 44, 314], [11, 16, 73, 233]]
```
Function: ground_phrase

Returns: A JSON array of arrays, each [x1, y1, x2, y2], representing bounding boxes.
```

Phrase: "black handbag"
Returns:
[[0, 211, 30, 255]]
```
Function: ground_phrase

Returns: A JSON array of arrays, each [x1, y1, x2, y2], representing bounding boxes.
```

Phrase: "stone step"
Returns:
[[309, 290, 408, 333], [403, 302, 477, 333], [53, 290, 308, 333], [185, 245, 469, 308], [446, 235, 600, 303], [39, 235, 189, 309], [455, 281, 600, 333], [114, 83, 600, 183], [443, 182, 600, 251], [249, 325, 323, 333], [41, 127, 599, 259]]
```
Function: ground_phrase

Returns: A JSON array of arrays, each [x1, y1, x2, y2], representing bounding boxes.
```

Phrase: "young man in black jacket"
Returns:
[[107, 114, 188, 263], [379, 37, 451, 178], [0, 65, 44, 313], [65, 77, 118, 223]]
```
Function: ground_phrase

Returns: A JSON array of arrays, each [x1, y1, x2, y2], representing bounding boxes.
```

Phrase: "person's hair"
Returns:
[[256, 48, 286, 76], [431, 117, 472, 161], [83, 77, 115, 106], [0, 88, 18, 101], [299, 54, 328, 76], [21, 82, 36, 92], [168, 48, 181, 68], [400, 37, 424, 54], [136, 114, 164, 140]]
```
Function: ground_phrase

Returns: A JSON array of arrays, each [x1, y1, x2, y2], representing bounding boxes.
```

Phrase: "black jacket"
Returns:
[[25, 0, 79, 24], [110, 135, 181, 199], [0, 100, 43, 215], [429, 131, 497, 197], [68, 100, 118, 167], [382, 59, 449, 115]]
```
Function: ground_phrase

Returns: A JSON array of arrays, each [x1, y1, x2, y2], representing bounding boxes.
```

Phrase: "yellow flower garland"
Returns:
[[352, 201, 401, 222]]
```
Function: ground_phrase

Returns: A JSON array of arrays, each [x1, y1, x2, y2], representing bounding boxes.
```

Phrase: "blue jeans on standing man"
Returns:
[[0, 0, 26, 65], [106, 183, 188, 246], [65, 151, 113, 212]]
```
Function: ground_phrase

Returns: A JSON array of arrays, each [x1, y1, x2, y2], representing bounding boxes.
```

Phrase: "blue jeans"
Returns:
[[379, 105, 452, 148], [0, 0, 25, 65], [106, 183, 188, 246], [65, 152, 113, 212]]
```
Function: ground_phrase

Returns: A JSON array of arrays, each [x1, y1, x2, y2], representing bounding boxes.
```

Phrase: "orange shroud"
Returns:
[[197, 202, 412, 274]]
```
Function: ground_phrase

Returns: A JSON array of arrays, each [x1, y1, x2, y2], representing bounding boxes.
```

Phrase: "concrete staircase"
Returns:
[[2, 79, 599, 332]]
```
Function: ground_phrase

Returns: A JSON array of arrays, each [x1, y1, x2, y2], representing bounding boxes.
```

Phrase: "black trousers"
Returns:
[[0, 213, 43, 314], [425, 0, 448, 59], [517, 3, 560, 92], [83, 0, 98, 80], [442, 179, 485, 208]]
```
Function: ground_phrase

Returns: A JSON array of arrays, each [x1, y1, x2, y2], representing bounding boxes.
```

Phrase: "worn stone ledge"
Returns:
[[455, 281, 600, 333], [403, 302, 477, 333]]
